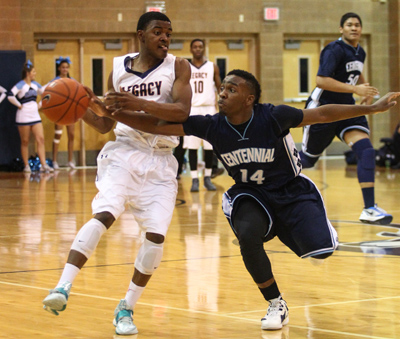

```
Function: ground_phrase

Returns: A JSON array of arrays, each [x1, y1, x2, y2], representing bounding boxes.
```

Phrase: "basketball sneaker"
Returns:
[[113, 299, 138, 335], [204, 176, 216, 191], [359, 204, 393, 225], [261, 296, 289, 330], [190, 178, 199, 192], [42, 281, 71, 316]]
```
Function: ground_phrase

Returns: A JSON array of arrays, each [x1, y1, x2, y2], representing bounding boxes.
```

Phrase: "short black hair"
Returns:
[[340, 12, 362, 27], [190, 39, 205, 48], [227, 69, 261, 105], [137, 12, 171, 31]]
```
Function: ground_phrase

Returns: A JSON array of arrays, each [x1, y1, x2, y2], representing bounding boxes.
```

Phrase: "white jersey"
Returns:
[[190, 60, 217, 107], [9, 80, 43, 124], [112, 53, 179, 149]]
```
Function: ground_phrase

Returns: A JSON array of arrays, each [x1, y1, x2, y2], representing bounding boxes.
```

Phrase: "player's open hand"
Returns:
[[371, 92, 400, 113], [354, 83, 379, 98], [84, 86, 112, 118]]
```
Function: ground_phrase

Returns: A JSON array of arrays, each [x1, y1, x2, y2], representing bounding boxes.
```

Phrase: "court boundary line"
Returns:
[[0, 280, 395, 339]]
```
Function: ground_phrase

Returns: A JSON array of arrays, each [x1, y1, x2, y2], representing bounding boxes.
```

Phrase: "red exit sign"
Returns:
[[146, 6, 163, 12], [264, 7, 279, 21]]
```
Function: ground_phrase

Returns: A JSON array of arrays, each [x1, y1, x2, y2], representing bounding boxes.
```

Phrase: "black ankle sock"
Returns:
[[259, 281, 280, 301]]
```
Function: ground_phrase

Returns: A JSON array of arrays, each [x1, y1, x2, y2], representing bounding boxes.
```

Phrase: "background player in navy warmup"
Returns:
[[299, 12, 392, 225], [94, 69, 399, 331], [183, 39, 221, 192], [42, 12, 192, 336]]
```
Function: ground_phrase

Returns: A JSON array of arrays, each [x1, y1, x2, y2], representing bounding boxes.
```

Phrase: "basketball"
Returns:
[[41, 78, 90, 125]]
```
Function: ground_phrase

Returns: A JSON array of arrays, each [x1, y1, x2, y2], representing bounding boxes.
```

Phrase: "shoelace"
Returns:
[[267, 301, 284, 316], [119, 316, 133, 325]]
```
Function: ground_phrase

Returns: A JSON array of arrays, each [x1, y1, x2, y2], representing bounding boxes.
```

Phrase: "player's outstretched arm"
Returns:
[[299, 92, 400, 127], [110, 110, 186, 137], [105, 57, 192, 122]]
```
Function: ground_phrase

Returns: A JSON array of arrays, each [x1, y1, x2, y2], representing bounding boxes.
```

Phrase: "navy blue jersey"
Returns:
[[308, 39, 366, 105], [183, 103, 303, 189]]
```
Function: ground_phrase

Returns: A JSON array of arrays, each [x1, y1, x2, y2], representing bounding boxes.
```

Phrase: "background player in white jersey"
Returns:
[[94, 69, 399, 331], [42, 12, 192, 336], [8, 61, 53, 173], [183, 39, 221, 192]]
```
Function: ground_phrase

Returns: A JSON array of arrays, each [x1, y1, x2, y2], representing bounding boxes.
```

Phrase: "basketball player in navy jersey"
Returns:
[[42, 12, 192, 336], [300, 12, 392, 225], [184, 39, 221, 191], [98, 69, 398, 331]]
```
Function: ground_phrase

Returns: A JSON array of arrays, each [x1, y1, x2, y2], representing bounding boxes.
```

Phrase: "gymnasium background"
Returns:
[[1, 0, 399, 166]]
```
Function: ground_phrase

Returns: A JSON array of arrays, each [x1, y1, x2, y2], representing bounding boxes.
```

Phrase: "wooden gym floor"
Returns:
[[0, 158, 399, 339]]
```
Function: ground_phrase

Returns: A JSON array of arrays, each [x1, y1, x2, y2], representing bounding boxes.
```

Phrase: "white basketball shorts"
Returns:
[[183, 106, 216, 150], [92, 137, 178, 236]]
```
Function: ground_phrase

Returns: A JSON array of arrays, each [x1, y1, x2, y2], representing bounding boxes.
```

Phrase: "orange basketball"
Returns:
[[41, 78, 90, 125]]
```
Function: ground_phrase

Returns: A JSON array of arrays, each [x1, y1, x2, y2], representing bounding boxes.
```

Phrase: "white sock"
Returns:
[[57, 263, 80, 287], [125, 281, 145, 308], [204, 168, 212, 177], [191, 170, 198, 179]]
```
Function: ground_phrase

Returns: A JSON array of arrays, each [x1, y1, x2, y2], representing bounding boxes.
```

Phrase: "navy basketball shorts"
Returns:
[[222, 174, 338, 258], [302, 115, 370, 157]]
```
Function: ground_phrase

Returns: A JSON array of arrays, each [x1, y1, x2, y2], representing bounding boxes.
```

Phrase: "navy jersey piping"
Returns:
[[124, 56, 165, 79], [190, 60, 208, 70]]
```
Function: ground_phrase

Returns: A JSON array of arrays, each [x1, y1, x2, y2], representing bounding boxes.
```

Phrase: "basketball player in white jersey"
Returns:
[[184, 39, 221, 191], [42, 12, 192, 336]]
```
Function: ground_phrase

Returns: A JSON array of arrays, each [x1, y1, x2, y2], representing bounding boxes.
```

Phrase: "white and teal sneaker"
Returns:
[[261, 296, 289, 330], [113, 299, 138, 335], [359, 204, 393, 225], [42, 281, 71, 316]]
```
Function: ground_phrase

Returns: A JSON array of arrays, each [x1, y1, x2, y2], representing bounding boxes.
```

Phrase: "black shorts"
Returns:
[[222, 174, 338, 258], [302, 116, 369, 157]]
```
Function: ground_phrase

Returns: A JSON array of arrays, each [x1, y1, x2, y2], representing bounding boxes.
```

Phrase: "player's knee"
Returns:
[[94, 211, 115, 229], [146, 232, 165, 244], [134, 238, 164, 275], [237, 230, 261, 250], [71, 219, 107, 259], [299, 151, 318, 168]]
